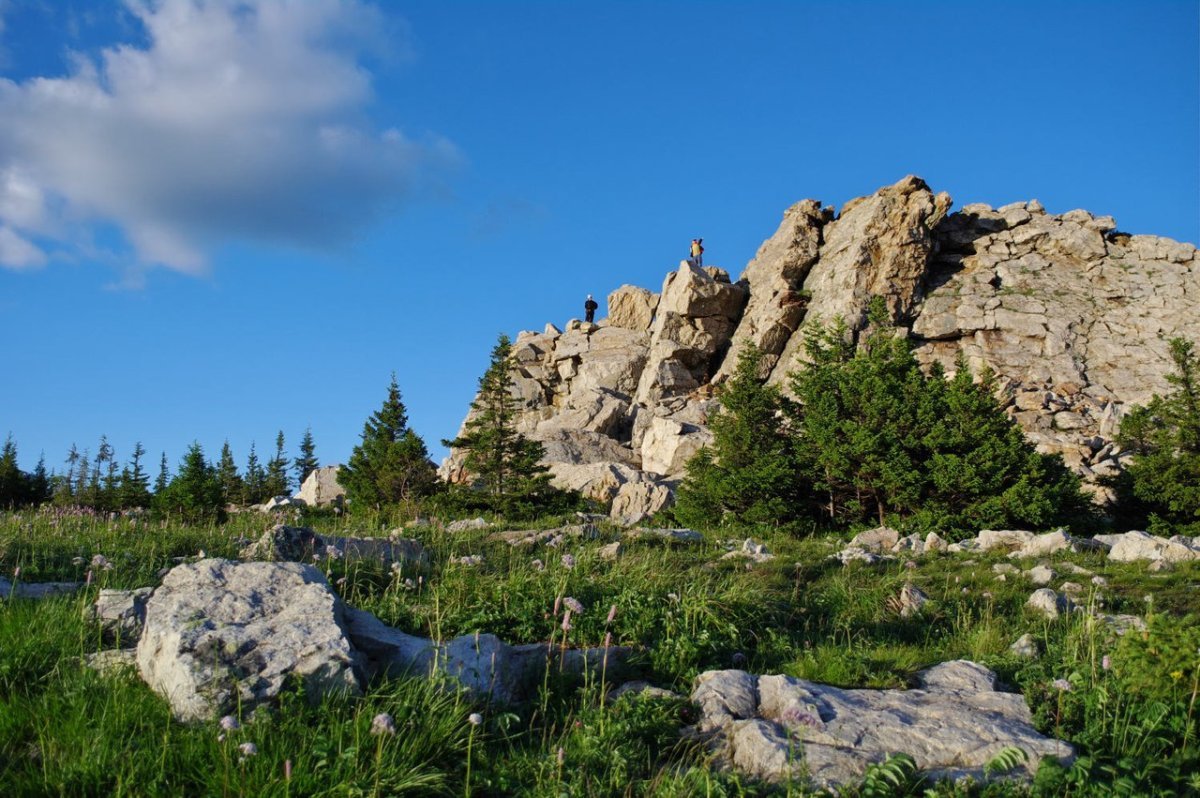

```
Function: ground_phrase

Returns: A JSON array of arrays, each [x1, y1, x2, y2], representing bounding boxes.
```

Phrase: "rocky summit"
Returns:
[[440, 176, 1198, 518]]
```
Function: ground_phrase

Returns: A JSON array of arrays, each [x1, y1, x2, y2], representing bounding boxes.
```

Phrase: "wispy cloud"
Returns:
[[0, 0, 457, 281]]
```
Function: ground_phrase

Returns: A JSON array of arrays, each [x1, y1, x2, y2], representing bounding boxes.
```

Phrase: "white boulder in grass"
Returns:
[[136, 560, 361, 722]]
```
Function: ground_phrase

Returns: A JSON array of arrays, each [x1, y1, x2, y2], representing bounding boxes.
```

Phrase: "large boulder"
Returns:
[[136, 560, 361, 722], [691, 660, 1072, 789], [1098, 530, 1200, 563], [545, 461, 645, 503], [295, 465, 346, 507], [610, 480, 674, 525], [640, 416, 712, 477]]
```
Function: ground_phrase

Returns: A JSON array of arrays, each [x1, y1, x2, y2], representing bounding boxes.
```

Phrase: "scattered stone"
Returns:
[[88, 587, 153, 643], [977, 530, 1035, 552], [598, 541, 624, 561], [1059, 582, 1084, 596], [447, 517, 491, 533], [1024, 564, 1056, 586], [1095, 614, 1148, 635], [87, 648, 138, 675], [607, 680, 681, 702], [491, 524, 599, 547], [689, 660, 1073, 789], [136, 559, 361, 722], [834, 547, 894, 566], [624, 527, 703, 544], [261, 495, 306, 513], [1026, 588, 1075, 620], [1008, 633, 1039, 659], [721, 539, 774, 564], [1063, 562, 1094, 576], [1100, 530, 1200, 563], [992, 563, 1018, 575], [923, 532, 948, 553], [1147, 559, 1173, 573], [1012, 529, 1074, 558], [848, 526, 900, 552], [886, 583, 929, 618]]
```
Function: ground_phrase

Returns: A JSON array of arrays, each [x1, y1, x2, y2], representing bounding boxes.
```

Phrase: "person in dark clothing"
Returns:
[[584, 294, 598, 323]]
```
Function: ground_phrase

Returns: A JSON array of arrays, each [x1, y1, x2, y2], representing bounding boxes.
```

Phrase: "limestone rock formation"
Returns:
[[441, 176, 1198, 515], [136, 559, 362, 722], [690, 660, 1073, 789], [240, 524, 427, 567]]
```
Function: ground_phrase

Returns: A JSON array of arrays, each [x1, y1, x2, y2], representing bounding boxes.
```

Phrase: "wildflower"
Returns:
[[370, 712, 396, 736], [1051, 678, 1072, 692], [91, 554, 112, 570], [563, 597, 584, 614], [220, 715, 241, 731], [666, 592, 679, 603], [561, 610, 573, 633], [85, 569, 93, 585], [561, 554, 576, 570], [606, 604, 617, 624], [402, 578, 416, 591], [468, 712, 483, 726], [531, 559, 545, 572], [284, 759, 293, 782], [1102, 655, 1111, 671], [238, 742, 258, 758], [553, 596, 562, 615], [981, 591, 993, 600], [12, 566, 19, 580], [603, 631, 612, 648], [556, 746, 565, 766], [336, 577, 346, 587], [326, 546, 343, 561], [71, 556, 84, 566]]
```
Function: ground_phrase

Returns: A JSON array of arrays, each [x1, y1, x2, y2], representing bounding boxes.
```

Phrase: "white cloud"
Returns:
[[0, 0, 455, 277], [0, 225, 47, 269]]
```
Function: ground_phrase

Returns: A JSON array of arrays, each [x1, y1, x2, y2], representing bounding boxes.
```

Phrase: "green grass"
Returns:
[[2, 510, 1198, 796]]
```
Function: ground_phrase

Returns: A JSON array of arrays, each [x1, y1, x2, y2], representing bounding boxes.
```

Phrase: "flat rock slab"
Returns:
[[136, 559, 361, 722], [241, 524, 427, 567], [690, 660, 1073, 790], [0, 578, 82, 600]]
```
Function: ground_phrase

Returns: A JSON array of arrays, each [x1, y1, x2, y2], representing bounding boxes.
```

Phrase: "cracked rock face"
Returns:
[[441, 175, 1198, 515], [136, 559, 361, 722], [690, 661, 1073, 789]]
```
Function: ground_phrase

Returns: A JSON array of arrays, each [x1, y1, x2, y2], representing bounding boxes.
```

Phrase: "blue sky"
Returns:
[[1, 0, 1197, 479]]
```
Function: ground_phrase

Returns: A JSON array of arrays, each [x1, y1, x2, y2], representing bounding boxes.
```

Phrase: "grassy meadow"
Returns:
[[1, 508, 1197, 796]]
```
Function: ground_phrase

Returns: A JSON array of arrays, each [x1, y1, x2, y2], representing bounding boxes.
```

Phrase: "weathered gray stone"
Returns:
[[88, 587, 153, 643], [1025, 565, 1056, 586], [240, 524, 427, 567], [607, 285, 659, 331], [624, 527, 703, 544], [691, 660, 1072, 789], [1101, 530, 1200, 563], [1008, 633, 1039, 658], [1026, 588, 1075, 620], [610, 481, 674, 526], [848, 526, 900, 552], [0, 578, 82, 600], [136, 560, 361, 722]]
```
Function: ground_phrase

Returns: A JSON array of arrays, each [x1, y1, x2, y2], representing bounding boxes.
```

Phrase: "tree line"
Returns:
[[0, 427, 320, 515], [1, 333, 572, 521]]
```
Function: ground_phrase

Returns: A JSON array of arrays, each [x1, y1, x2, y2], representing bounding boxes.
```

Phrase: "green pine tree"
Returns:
[[264, 431, 290, 498], [154, 443, 223, 522], [216, 441, 243, 506], [293, 427, 319, 487], [118, 442, 153, 509], [675, 344, 806, 528], [28, 453, 51, 506], [242, 443, 267, 505], [442, 335, 554, 512], [1117, 337, 1200, 533], [340, 374, 438, 509], [0, 435, 26, 508], [154, 452, 170, 495]]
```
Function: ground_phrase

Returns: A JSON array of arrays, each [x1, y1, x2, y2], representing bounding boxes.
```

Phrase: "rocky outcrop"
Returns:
[[240, 524, 427, 567], [441, 176, 1198, 513], [690, 660, 1073, 789]]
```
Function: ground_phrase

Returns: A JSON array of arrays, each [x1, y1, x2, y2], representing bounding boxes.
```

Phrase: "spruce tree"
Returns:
[[242, 443, 267, 505], [264, 431, 290, 498], [293, 427, 319, 487], [340, 374, 438, 508], [154, 452, 170, 495], [442, 335, 553, 510], [119, 442, 152, 509], [154, 443, 223, 521], [29, 453, 50, 506], [0, 435, 26, 508], [675, 344, 805, 527], [1118, 337, 1200, 532], [216, 441, 243, 506]]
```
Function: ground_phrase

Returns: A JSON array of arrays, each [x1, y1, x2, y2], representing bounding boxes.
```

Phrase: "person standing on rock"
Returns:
[[690, 238, 704, 267], [584, 294, 598, 323]]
